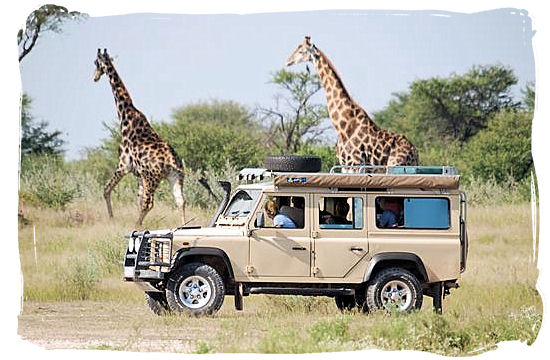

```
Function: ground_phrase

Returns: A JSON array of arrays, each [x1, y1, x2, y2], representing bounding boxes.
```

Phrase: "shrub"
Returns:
[[57, 256, 100, 300], [20, 155, 82, 209]]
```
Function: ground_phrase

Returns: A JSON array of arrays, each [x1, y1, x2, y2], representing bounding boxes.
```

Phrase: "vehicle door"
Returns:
[[312, 194, 368, 278], [248, 193, 311, 277]]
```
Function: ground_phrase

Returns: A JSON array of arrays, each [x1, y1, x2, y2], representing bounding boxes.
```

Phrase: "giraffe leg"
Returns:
[[104, 166, 129, 218], [137, 177, 160, 226], [137, 177, 144, 209], [168, 169, 186, 226]]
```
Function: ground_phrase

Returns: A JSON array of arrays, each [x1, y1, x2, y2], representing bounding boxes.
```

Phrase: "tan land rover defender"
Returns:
[[123, 156, 468, 316]]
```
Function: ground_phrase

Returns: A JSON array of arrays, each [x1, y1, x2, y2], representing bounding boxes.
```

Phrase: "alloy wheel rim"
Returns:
[[178, 275, 212, 309], [380, 280, 413, 311]]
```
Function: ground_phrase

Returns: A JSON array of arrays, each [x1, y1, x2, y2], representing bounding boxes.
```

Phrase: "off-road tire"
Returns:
[[366, 267, 423, 313], [335, 295, 356, 311], [264, 155, 322, 173], [145, 291, 171, 316], [166, 262, 225, 317]]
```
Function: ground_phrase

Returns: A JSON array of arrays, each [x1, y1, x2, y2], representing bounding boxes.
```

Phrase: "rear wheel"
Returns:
[[366, 268, 422, 313], [166, 262, 225, 317]]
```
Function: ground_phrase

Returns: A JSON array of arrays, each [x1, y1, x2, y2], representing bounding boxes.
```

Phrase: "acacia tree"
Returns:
[[259, 69, 329, 154], [18, 4, 85, 62]]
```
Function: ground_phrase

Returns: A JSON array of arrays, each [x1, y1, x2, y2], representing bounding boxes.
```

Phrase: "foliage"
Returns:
[[374, 65, 519, 147], [157, 100, 266, 172], [258, 69, 330, 154], [367, 307, 541, 355], [296, 143, 338, 172], [20, 94, 64, 156], [521, 82, 535, 112], [464, 110, 533, 182], [19, 154, 81, 209], [18, 4, 86, 61]]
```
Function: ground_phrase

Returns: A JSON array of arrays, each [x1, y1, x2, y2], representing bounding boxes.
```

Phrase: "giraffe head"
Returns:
[[93, 48, 112, 82], [286, 36, 319, 66]]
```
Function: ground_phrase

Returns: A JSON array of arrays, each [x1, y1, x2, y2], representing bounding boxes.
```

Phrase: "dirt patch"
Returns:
[[18, 301, 203, 352]]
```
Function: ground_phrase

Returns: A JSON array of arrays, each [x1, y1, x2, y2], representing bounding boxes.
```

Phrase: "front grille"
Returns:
[[126, 230, 173, 271]]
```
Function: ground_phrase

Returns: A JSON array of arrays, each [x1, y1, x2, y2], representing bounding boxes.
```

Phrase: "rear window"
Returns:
[[375, 197, 450, 230]]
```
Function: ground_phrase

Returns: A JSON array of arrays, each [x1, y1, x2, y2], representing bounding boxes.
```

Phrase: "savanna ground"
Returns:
[[17, 197, 541, 355]]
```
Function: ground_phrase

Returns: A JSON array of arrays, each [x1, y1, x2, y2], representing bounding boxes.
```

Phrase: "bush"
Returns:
[[463, 110, 533, 183], [56, 256, 100, 300], [20, 155, 82, 209], [367, 307, 541, 355], [157, 100, 267, 172], [462, 175, 533, 206]]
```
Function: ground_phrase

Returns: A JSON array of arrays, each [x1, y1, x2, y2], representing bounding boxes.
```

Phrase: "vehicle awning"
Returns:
[[273, 173, 460, 190]]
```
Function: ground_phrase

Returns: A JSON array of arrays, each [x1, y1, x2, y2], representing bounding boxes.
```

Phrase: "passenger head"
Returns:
[[292, 196, 305, 209], [335, 201, 350, 217], [264, 199, 279, 219]]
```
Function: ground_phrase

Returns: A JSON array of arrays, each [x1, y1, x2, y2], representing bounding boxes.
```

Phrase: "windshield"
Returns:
[[223, 189, 261, 218]]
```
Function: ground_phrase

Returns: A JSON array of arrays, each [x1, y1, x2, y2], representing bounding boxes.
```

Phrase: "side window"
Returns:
[[257, 195, 305, 229], [375, 197, 450, 230], [318, 197, 363, 229]]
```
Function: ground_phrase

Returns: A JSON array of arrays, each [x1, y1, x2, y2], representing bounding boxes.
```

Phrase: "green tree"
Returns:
[[20, 94, 64, 156], [18, 4, 86, 62], [375, 65, 519, 146], [259, 69, 329, 154], [157, 100, 266, 172], [464, 110, 532, 182]]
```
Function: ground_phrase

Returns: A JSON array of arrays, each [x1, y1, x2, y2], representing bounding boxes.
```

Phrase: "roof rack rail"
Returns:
[[238, 168, 273, 183], [329, 165, 458, 176]]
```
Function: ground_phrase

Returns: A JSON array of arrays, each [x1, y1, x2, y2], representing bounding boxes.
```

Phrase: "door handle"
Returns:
[[350, 246, 364, 252], [292, 246, 307, 251]]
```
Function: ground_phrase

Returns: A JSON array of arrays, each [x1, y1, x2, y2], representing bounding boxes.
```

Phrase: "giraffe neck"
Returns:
[[103, 62, 152, 134], [313, 50, 378, 141], [104, 62, 133, 112]]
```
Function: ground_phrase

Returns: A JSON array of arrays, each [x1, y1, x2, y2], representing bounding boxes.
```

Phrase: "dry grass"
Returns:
[[17, 199, 542, 354]]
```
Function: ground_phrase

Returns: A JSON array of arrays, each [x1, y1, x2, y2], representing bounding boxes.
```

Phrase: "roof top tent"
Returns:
[[238, 165, 461, 190]]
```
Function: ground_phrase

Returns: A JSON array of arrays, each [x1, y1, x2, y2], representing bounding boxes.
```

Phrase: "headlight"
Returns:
[[128, 237, 135, 253]]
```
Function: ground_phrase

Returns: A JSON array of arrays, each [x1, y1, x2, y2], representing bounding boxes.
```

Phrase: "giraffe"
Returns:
[[286, 36, 418, 168], [93, 49, 185, 226]]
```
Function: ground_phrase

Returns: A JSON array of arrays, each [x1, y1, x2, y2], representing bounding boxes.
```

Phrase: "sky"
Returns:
[[19, 7, 535, 160]]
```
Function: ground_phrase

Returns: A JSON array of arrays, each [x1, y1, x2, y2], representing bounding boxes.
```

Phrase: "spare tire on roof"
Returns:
[[264, 155, 322, 173]]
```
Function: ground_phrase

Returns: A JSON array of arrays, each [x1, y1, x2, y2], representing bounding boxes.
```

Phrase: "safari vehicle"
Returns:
[[123, 156, 468, 316]]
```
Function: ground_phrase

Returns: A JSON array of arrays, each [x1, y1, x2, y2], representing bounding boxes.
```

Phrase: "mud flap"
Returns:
[[234, 282, 244, 311]]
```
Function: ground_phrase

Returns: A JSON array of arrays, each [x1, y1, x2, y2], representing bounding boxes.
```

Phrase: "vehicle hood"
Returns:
[[172, 226, 246, 239]]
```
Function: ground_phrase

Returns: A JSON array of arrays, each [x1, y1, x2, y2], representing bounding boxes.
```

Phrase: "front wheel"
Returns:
[[366, 268, 422, 313], [166, 262, 225, 317]]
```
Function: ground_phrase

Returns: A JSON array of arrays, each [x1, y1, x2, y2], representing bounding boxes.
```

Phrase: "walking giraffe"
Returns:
[[93, 49, 185, 226], [286, 36, 418, 167]]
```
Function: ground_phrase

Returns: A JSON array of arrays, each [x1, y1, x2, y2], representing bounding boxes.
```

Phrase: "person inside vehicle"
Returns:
[[378, 198, 400, 228], [280, 196, 305, 228], [264, 198, 297, 228], [333, 200, 352, 224], [320, 198, 352, 225]]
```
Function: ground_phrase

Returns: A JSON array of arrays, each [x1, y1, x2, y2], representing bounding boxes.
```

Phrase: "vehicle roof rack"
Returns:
[[238, 168, 273, 183], [238, 165, 461, 189], [330, 165, 459, 175]]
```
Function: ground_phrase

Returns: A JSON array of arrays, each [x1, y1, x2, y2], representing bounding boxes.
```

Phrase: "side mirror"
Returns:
[[248, 212, 264, 237], [254, 212, 265, 228]]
